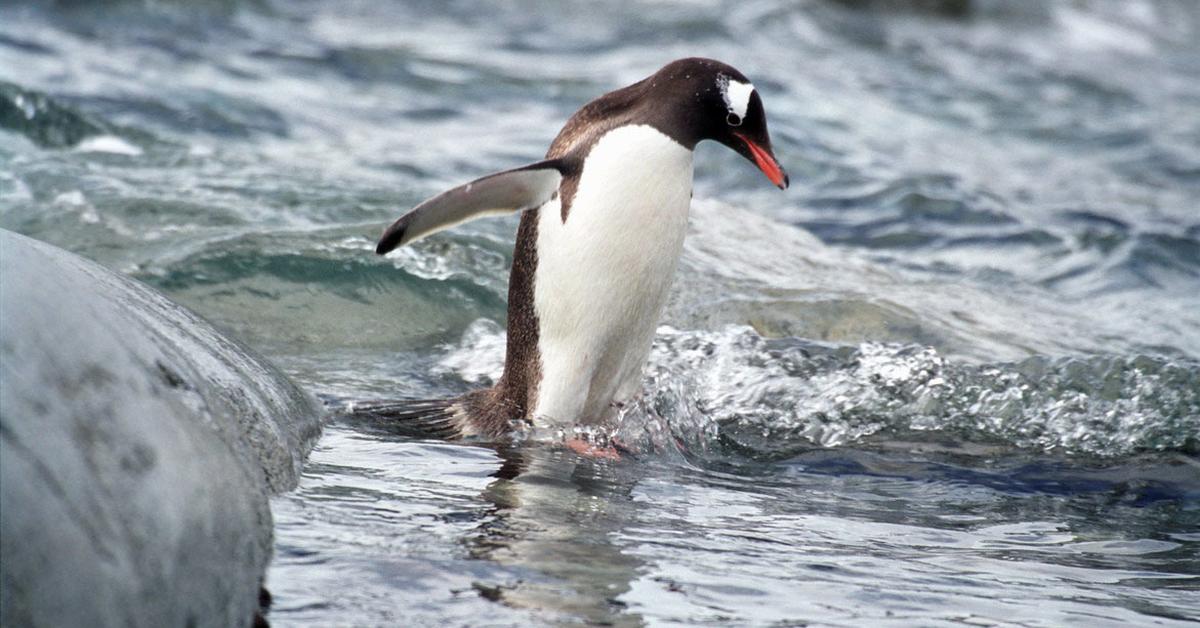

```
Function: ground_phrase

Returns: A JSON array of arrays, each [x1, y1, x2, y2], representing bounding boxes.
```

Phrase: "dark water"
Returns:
[[2, 1, 1199, 625]]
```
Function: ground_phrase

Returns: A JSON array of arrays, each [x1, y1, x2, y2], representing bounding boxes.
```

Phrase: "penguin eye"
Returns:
[[726, 112, 743, 126]]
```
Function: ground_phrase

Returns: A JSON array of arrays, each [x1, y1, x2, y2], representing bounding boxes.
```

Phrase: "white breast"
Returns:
[[532, 124, 693, 427]]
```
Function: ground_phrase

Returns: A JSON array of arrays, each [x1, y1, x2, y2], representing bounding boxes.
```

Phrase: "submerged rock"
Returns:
[[0, 82, 106, 148], [0, 230, 321, 627]]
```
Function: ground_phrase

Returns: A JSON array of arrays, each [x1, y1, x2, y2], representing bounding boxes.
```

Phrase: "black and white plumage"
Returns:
[[362, 57, 787, 440]]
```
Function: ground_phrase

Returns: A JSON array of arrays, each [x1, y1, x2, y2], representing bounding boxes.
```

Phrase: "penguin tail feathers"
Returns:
[[342, 397, 464, 440]]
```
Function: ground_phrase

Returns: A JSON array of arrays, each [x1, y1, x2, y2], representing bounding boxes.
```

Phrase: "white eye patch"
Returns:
[[718, 75, 755, 120]]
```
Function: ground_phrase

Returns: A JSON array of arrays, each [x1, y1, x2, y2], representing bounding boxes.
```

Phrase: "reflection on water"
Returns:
[[270, 423, 1200, 626], [468, 447, 645, 627], [268, 426, 648, 626]]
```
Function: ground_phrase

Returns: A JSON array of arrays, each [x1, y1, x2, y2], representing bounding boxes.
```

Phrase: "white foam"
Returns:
[[53, 190, 101, 224], [75, 135, 143, 156], [435, 318, 506, 385]]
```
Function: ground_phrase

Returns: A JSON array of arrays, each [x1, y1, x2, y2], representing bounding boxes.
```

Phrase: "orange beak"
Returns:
[[734, 132, 788, 190]]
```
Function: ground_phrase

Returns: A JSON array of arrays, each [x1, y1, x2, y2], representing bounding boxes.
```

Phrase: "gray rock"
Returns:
[[0, 230, 322, 628]]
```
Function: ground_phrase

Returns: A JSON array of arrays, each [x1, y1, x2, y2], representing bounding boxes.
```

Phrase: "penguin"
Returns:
[[357, 57, 787, 444]]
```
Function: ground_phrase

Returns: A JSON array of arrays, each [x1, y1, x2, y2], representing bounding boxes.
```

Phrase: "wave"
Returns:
[[642, 326, 1199, 459], [131, 230, 510, 357], [436, 320, 1199, 459], [0, 82, 107, 148]]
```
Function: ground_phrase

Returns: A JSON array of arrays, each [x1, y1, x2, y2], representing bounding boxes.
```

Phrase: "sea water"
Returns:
[[2, 1, 1197, 625]]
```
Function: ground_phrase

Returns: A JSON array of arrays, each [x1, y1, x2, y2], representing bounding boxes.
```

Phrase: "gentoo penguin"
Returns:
[[361, 57, 787, 442]]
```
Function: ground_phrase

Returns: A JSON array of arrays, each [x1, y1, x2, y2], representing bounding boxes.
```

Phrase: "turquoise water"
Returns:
[[2, 1, 1198, 625]]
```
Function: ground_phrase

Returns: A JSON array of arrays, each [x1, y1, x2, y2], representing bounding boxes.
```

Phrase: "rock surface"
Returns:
[[0, 230, 322, 628]]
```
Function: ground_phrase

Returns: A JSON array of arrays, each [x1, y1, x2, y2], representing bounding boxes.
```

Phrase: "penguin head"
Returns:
[[648, 58, 789, 190]]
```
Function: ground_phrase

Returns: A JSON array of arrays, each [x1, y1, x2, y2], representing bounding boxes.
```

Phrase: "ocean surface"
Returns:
[[2, 0, 1198, 625]]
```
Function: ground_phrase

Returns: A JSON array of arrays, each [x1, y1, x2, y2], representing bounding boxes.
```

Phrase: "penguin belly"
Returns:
[[532, 124, 693, 427]]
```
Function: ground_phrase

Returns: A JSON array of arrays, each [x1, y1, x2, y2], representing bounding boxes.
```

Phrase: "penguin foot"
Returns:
[[564, 438, 622, 460]]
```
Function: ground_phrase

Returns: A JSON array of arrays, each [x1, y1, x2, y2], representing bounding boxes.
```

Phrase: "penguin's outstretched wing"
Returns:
[[376, 159, 566, 254]]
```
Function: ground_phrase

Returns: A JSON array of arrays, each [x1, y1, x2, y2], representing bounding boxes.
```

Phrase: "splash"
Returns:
[[638, 326, 1200, 458], [437, 320, 1200, 458]]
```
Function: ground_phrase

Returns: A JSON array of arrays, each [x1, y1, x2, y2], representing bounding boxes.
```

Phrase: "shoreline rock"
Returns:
[[1, 230, 322, 627]]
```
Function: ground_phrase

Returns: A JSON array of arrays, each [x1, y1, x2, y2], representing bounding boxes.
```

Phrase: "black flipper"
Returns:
[[376, 159, 566, 254], [343, 398, 463, 439]]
